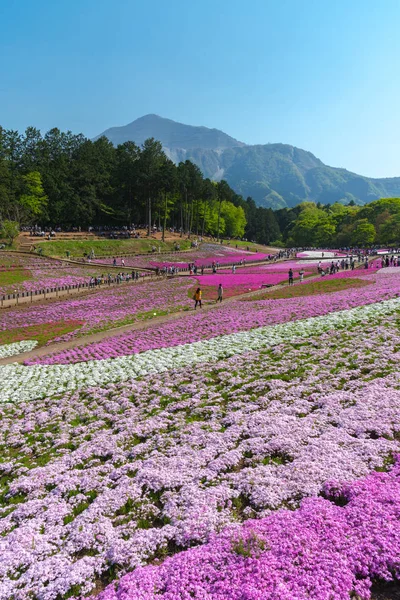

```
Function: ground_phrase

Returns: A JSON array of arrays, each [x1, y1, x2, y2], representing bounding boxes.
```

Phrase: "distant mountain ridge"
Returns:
[[94, 115, 400, 209]]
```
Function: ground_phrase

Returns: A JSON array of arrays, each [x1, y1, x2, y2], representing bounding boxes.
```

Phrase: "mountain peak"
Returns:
[[94, 114, 246, 151], [132, 113, 165, 122]]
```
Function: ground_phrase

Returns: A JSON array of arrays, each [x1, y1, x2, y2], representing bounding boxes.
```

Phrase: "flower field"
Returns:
[[92, 244, 270, 269], [193, 265, 314, 297], [26, 269, 400, 365], [2, 276, 194, 346], [2, 257, 400, 599], [97, 464, 400, 600], [0, 253, 117, 295]]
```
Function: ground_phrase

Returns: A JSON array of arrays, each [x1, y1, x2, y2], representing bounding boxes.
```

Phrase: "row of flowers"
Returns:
[[195, 270, 310, 290], [1, 311, 400, 598], [2, 277, 194, 343], [28, 270, 399, 365], [3, 294, 400, 403], [0, 252, 118, 295], [150, 251, 269, 269], [0, 340, 37, 358], [92, 244, 267, 269]]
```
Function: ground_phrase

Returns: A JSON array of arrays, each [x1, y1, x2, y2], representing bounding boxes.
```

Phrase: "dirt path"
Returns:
[[0, 276, 303, 366]]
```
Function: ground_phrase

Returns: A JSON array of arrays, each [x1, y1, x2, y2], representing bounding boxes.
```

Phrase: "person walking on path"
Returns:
[[299, 269, 305, 283], [217, 283, 223, 303], [194, 287, 202, 309], [288, 268, 294, 286]]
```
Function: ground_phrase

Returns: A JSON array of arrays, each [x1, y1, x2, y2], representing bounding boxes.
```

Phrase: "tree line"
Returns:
[[275, 199, 400, 247], [0, 126, 254, 241], [0, 126, 399, 247]]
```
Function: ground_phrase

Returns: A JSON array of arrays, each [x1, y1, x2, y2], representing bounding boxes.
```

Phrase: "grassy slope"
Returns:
[[0, 269, 32, 287], [0, 321, 84, 347], [35, 238, 193, 258], [243, 277, 372, 301], [34, 238, 277, 258], [222, 240, 277, 253]]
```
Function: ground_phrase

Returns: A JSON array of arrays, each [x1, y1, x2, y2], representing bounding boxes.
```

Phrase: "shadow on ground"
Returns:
[[371, 582, 400, 600]]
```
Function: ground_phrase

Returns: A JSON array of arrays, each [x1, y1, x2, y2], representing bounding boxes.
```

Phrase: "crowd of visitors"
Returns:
[[317, 254, 400, 276], [88, 271, 141, 287]]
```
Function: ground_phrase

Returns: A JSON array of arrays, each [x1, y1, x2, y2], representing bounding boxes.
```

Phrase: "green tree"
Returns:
[[177, 161, 203, 237], [216, 180, 233, 241], [199, 179, 217, 237], [19, 171, 48, 222], [288, 204, 335, 246], [220, 201, 246, 238], [1, 220, 19, 245], [2, 129, 22, 206], [351, 219, 376, 246], [138, 138, 166, 236], [379, 214, 400, 245], [0, 129, 11, 219], [114, 141, 141, 223], [158, 159, 177, 241]]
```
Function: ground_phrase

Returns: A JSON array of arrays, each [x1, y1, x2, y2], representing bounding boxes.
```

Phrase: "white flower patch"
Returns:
[[0, 340, 38, 359], [298, 251, 344, 258], [2, 297, 400, 404]]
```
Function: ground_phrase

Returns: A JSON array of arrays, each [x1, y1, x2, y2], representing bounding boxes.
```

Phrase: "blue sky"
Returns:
[[1, 0, 400, 177]]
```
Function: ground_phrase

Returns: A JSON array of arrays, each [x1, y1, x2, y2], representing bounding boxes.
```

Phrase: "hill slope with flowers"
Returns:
[[1, 252, 400, 599]]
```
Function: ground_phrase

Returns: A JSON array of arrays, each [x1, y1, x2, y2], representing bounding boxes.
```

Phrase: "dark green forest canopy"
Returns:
[[0, 126, 399, 247], [0, 127, 248, 240]]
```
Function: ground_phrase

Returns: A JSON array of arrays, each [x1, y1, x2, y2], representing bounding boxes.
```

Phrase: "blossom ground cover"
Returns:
[[0, 253, 114, 295], [97, 463, 400, 600], [0, 340, 38, 358], [1, 277, 195, 346], [2, 307, 400, 598], [262, 259, 378, 271], [93, 244, 269, 269], [3, 257, 400, 599], [2, 293, 400, 401], [150, 250, 269, 269], [29, 270, 400, 365], [192, 266, 313, 298], [193, 262, 382, 301]]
